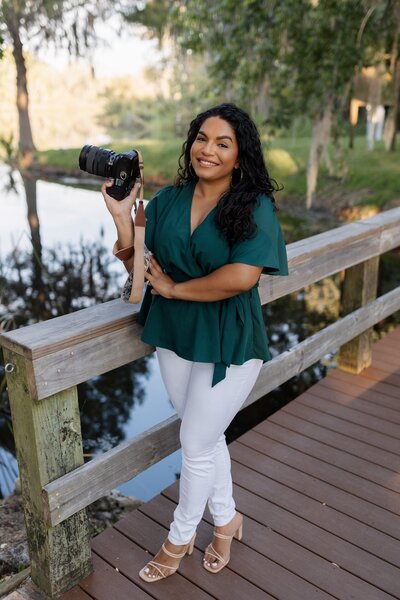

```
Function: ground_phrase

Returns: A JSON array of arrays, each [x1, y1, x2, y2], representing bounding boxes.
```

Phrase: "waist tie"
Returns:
[[211, 294, 246, 387]]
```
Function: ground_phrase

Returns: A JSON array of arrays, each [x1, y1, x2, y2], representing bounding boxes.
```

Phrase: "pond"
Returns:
[[1, 165, 398, 503]]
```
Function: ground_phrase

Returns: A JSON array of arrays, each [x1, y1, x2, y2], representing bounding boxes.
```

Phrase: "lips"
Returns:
[[197, 158, 219, 167]]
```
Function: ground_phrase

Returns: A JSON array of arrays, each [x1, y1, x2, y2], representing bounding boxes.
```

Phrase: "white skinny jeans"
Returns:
[[156, 346, 263, 546]]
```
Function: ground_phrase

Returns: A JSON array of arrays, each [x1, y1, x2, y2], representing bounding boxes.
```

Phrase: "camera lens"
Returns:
[[78, 145, 92, 171], [86, 146, 99, 173], [79, 145, 116, 178]]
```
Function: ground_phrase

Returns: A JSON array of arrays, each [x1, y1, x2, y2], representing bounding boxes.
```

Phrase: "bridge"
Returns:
[[1, 207, 399, 599]]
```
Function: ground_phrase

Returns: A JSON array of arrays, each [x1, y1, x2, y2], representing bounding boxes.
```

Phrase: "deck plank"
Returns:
[[295, 390, 400, 437], [281, 400, 400, 454], [116, 504, 276, 600], [141, 493, 336, 600], [90, 527, 212, 600], [305, 384, 400, 425], [326, 369, 400, 400], [235, 430, 400, 513], [248, 420, 400, 494], [78, 554, 153, 600], [317, 375, 400, 411], [266, 408, 400, 471], [60, 328, 400, 600]]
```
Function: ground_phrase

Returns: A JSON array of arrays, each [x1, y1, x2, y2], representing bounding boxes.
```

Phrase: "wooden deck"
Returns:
[[61, 327, 400, 600]]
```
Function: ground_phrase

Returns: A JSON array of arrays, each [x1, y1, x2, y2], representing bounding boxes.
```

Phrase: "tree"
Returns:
[[167, 0, 370, 207], [0, 1, 106, 168]]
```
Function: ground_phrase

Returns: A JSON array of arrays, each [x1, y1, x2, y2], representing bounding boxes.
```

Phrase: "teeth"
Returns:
[[199, 160, 217, 166]]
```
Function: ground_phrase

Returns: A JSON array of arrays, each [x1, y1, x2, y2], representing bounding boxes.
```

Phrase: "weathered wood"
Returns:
[[244, 285, 400, 410], [30, 322, 154, 404], [338, 257, 379, 373], [42, 286, 400, 527], [1, 208, 400, 401], [43, 415, 181, 526], [3, 349, 92, 598]]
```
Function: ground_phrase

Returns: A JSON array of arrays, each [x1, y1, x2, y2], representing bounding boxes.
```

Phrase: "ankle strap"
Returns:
[[213, 531, 234, 540], [161, 543, 186, 559]]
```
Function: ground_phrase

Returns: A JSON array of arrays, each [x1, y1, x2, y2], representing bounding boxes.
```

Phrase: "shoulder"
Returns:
[[148, 183, 192, 207], [150, 184, 175, 203], [254, 193, 275, 214], [251, 194, 277, 228]]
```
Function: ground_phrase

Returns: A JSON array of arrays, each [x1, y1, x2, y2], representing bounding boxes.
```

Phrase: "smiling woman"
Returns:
[[101, 103, 288, 583]]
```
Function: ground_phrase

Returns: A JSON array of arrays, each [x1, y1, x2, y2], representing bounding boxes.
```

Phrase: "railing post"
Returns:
[[3, 348, 92, 598], [338, 256, 379, 373]]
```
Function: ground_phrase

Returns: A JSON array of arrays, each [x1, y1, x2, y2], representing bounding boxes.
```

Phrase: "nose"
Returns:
[[202, 141, 214, 155]]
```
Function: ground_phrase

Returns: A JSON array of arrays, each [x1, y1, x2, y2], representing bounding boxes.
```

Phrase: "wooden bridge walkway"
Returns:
[[59, 326, 400, 600]]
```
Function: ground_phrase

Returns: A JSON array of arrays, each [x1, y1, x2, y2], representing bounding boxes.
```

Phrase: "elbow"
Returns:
[[233, 265, 263, 292]]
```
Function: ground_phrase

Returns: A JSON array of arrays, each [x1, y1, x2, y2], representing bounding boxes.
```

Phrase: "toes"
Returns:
[[203, 555, 220, 568]]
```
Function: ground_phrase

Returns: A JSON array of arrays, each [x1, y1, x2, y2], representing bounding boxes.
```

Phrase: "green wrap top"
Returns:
[[137, 181, 288, 386]]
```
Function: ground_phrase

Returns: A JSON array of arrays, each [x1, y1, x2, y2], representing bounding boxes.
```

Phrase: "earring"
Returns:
[[231, 167, 243, 188], [189, 160, 197, 177]]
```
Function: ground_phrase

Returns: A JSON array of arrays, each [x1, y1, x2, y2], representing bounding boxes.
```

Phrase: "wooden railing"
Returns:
[[1, 207, 400, 598]]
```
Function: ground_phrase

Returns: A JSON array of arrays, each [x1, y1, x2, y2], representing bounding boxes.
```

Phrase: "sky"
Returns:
[[31, 17, 163, 78]]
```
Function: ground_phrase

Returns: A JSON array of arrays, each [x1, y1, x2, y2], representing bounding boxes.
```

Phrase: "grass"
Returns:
[[37, 134, 399, 209]]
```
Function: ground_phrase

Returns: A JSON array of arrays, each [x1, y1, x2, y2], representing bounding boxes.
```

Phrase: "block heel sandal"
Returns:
[[139, 533, 196, 582]]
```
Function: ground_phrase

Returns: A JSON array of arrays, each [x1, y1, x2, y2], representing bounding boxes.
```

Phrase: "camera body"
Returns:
[[78, 145, 140, 200]]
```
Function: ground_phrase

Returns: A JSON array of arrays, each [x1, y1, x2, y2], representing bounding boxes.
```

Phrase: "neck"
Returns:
[[195, 176, 231, 200]]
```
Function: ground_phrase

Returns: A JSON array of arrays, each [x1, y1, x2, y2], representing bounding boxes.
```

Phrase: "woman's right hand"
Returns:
[[101, 179, 142, 220]]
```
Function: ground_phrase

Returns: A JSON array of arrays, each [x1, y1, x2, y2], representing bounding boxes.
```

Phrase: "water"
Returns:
[[0, 167, 182, 500]]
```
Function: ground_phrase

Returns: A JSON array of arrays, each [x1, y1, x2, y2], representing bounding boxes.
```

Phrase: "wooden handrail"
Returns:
[[1, 207, 400, 401]]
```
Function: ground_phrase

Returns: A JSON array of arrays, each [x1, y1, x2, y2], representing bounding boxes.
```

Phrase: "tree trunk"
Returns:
[[20, 172, 51, 321], [3, 4, 36, 168], [385, 60, 400, 152], [349, 98, 361, 150], [306, 98, 334, 210], [384, 1, 400, 151]]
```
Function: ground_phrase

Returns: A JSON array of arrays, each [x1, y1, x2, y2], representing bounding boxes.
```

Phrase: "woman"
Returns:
[[101, 103, 288, 583]]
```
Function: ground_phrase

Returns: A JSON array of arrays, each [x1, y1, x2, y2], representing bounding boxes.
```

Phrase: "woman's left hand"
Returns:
[[145, 256, 176, 298]]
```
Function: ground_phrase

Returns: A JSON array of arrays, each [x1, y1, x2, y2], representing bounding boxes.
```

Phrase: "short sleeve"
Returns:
[[229, 195, 289, 276]]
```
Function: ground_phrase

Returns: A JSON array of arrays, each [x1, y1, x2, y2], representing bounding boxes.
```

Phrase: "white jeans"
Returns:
[[156, 346, 263, 545]]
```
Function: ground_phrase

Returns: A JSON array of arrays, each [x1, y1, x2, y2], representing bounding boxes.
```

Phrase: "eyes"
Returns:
[[196, 135, 229, 148]]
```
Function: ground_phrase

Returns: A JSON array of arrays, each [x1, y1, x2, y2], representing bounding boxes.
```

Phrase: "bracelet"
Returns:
[[112, 241, 135, 262]]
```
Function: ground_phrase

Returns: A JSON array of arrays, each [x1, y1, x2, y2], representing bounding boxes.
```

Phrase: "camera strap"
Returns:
[[129, 150, 146, 304]]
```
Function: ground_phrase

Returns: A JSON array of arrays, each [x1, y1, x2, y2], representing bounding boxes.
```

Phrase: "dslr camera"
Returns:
[[78, 145, 141, 200]]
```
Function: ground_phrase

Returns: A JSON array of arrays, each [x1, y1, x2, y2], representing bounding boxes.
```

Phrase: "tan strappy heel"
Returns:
[[139, 533, 196, 582], [203, 512, 243, 573]]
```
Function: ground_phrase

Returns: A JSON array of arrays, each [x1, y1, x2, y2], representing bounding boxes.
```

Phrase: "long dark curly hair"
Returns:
[[175, 103, 280, 246]]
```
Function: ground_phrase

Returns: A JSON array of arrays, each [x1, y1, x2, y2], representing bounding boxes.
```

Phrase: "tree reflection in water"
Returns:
[[0, 170, 151, 498]]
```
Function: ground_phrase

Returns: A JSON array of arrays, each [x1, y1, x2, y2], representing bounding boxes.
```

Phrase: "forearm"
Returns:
[[114, 216, 135, 273], [115, 215, 135, 247], [170, 263, 261, 302]]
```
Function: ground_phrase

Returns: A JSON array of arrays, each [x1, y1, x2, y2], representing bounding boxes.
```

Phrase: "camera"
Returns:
[[78, 145, 141, 200]]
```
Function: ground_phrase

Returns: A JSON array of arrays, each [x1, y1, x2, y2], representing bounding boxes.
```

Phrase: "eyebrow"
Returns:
[[198, 130, 233, 142]]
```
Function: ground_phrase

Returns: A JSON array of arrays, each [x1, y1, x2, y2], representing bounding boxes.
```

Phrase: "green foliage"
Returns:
[[120, 0, 173, 43], [0, 1, 109, 56], [98, 84, 178, 140], [164, 0, 398, 132]]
